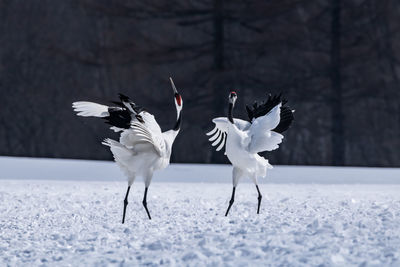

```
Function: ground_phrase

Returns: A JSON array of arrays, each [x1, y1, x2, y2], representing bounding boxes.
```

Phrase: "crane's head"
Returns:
[[170, 77, 183, 111], [229, 91, 237, 105]]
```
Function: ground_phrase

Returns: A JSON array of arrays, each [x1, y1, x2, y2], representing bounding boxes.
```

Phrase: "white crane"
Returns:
[[72, 78, 183, 223], [207, 92, 294, 216]]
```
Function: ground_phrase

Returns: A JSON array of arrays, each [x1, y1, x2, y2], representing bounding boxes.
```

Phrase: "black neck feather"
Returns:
[[173, 111, 182, 131], [228, 103, 234, 123]]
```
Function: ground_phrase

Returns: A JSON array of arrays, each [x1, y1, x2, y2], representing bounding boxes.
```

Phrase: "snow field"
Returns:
[[1, 180, 400, 266]]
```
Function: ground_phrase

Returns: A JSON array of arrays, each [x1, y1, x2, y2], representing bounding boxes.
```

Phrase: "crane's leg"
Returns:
[[142, 173, 153, 220], [225, 186, 236, 216], [256, 185, 262, 214], [142, 187, 151, 220], [251, 174, 262, 214], [225, 167, 243, 216], [122, 186, 131, 224]]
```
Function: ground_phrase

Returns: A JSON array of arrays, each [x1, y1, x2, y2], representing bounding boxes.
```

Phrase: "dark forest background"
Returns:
[[0, 0, 399, 166]]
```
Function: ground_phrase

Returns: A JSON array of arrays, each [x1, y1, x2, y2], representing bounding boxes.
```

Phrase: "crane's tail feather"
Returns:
[[72, 101, 109, 117], [102, 138, 133, 159], [102, 139, 134, 180]]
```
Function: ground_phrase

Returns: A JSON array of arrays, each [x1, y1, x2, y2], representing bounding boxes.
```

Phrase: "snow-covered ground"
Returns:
[[1, 157, 400, 266]]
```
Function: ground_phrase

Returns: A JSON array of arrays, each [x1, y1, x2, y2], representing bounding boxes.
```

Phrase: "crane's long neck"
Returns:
[[228, 103, 234, 124], [173, 108, 182, 131], [163, 108, 182, 158]]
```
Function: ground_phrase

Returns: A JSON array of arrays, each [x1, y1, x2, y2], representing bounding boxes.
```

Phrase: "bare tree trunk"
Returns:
[[380, 3, 400, 165], [330, 0, 345, 166], [213, 0, 225, 110], [209, 0, 226, 163], [214, 0, 224, 72]]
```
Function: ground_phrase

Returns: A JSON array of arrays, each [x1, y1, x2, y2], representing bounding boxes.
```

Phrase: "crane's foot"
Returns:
[[142, 187, 152, 220], [122, 186, 131, 224], [256, 185, 262, 214], [225, 187, 236, 216]]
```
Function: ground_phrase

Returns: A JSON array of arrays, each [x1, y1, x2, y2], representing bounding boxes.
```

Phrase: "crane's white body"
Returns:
[[225, 123, 271, 184], [103, 118, 179, 187], [207, 103, 283, 185], [72, 104, 179, 186], [73, 89, 182, 188], [72, 78, 182, 221]]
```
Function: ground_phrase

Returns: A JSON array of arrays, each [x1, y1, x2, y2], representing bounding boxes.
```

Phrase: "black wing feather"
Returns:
[[273, 106, 294, 133], [104, 107, 132, 129], [117, 93, 144, 114], [246, 93, 294, 133], [103, 94, 145, 129]]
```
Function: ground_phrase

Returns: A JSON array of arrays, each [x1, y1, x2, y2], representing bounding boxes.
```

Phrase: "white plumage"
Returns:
[[72, 78, 183, 222], [72, 101, 110, 117], [207, 92, 293, 216]]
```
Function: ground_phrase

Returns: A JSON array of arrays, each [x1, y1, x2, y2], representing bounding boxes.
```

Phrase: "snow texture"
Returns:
[[1, 180, 400, 266]]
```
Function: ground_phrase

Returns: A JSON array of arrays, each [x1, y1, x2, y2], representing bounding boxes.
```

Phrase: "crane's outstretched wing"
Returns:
[[206, 118, 251, 151], [73, 94, 144, 132], [244, 93, 294, 153], [273, 105, 294, 133], [119, 111, 166, 157], [72, 101, 128, 132], [246, 93, 294, 133], [72, 101, 110, 117], [247, 131, 284, 153], [246, 103, 283, 153], [248, 103, 281, 136]]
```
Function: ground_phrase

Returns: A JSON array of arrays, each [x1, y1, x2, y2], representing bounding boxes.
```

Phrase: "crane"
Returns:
[[72, 78, 183, 223], [207, 92, 294, 216]]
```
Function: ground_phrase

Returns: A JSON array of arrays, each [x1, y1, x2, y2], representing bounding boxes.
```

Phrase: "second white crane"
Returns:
[[207, 92, 294, 216]]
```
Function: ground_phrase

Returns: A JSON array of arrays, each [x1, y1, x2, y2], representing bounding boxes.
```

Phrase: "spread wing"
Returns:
[[72, 101, 110, 117], [246, 93, 294, 133], [72, 94, 144, 133], [247, 103, 283, 153], [206, 117, 251, 151], [119, 111, 166, 157], [247, 131, 284, 153]]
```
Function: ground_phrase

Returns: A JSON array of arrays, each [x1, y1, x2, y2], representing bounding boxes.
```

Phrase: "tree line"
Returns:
[[0, 0, 399, 166]]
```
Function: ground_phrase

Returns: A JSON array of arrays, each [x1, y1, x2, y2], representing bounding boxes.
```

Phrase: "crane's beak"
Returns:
[[170, 77, 178, 94]]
